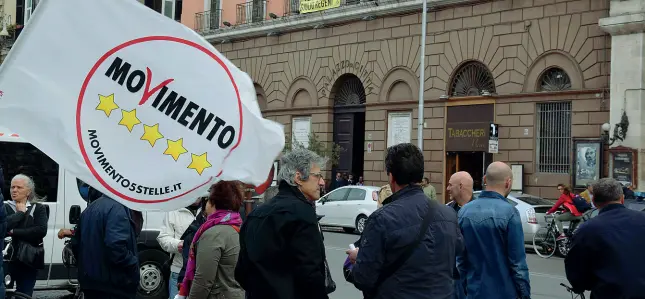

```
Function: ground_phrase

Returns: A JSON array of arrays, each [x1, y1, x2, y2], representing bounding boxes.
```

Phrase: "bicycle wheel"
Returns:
[[533, 227, 557, 258], [5, 290, 32, 299]]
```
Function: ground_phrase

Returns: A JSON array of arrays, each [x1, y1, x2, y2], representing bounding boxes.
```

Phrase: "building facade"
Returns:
[[192, 0, 611, 201]]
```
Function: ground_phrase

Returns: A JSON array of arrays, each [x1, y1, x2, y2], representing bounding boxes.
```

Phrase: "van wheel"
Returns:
[[137, 249, 169, 299]]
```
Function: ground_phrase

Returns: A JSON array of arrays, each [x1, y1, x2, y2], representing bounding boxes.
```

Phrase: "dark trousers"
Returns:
[[82, 290, 133, 299], [10, 263, 38, 296]]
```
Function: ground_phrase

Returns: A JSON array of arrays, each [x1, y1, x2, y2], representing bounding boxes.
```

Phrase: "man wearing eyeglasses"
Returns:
[[446, 171, 474, 214]]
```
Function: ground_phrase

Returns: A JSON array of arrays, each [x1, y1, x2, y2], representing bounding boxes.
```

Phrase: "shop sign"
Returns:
[[300, 0, 341, 14], [445, 122, 490, 152]]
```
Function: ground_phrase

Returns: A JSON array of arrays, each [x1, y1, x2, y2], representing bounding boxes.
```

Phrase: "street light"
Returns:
[[601, 111, 629, 146], [417, 0, 428, 150]]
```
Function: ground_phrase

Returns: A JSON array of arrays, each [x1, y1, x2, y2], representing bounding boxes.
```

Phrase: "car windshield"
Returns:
[[514, 196, 553, 206]]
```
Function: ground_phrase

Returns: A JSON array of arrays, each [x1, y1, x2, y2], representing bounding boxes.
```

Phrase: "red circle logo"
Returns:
[[76, 36, 244, 204]]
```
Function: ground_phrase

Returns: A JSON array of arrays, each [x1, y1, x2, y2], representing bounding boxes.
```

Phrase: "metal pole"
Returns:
[[417, 0, 428, 150]]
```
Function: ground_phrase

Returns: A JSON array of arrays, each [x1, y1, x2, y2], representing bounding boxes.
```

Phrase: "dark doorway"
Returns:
[[446, 151, 493, 191], [332, 74, 366, 180]]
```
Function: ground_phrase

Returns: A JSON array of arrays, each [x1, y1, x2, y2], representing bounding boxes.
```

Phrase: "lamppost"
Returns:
[[601, 110, 629, 146]]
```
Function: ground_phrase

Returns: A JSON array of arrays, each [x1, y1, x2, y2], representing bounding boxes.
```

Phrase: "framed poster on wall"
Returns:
[[511, 164, 523, 192], [387, 112, 412, 147], [572, 139, 603, 188], [609, 146, 638, 188], [291, 116, 311, 148]]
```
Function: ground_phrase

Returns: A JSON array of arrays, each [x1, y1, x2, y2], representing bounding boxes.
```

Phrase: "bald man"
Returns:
[[446, 171, 474, 215], [456, 162, 530, 299]]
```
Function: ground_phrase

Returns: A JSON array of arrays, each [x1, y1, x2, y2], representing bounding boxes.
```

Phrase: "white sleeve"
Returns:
[[156, 212, 181, 253]]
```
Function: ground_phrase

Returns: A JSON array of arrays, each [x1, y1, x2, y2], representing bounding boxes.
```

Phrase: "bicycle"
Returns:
[[560, 283, 586, 299], [61, 237, 83, 299], [532, 211, 581, 258], [2, 237, 33, 299]]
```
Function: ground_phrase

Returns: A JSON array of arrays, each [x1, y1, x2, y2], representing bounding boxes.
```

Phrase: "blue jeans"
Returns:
[[168, 272, 179, 299]]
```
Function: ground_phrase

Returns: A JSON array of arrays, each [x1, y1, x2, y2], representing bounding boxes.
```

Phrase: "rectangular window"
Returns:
[[163, 0, 175, 18], [536, 102, 572, 173], [24, 0, 32, 24]]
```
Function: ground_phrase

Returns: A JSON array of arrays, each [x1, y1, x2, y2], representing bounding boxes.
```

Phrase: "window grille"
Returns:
[[539, 68, 572, 92], [536, 102, 572, 173], [449, 61, 496, 97]]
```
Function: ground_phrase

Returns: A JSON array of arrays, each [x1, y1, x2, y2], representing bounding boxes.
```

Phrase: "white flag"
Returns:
[[0, 0, 285, 211]]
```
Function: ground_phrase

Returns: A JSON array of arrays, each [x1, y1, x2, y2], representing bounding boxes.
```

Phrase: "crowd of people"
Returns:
[[1, 142, 645, 299]]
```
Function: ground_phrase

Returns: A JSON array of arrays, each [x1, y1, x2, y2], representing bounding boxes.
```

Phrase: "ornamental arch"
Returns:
[[378, 67, 418, 103], [329, 73, 366, 179], [524, 51, 584, 93], [447, 60, 497, 97], [254, 83, 267, 111], [285, 77, 318, 108]]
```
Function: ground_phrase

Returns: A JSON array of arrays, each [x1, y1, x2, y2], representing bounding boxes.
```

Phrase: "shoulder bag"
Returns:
[[363, 201, 435, 298], [15, 204, 45, 269]]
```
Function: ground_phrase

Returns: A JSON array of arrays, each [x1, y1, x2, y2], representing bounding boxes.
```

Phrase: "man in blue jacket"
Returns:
[[565, 178, 645, 298], [457, 161, 530, 299], [346, 143, 463, 298], [71, 188, 139, 299]]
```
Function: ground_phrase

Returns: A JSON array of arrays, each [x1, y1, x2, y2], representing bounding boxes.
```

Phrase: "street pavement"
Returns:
[[34, 229, 587, 299]]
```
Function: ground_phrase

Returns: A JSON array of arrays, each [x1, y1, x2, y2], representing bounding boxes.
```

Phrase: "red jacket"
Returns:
[[548, 194, 582, 216]]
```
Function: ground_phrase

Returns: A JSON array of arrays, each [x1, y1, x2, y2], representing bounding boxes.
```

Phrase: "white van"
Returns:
[[0, 127, 169, 299]]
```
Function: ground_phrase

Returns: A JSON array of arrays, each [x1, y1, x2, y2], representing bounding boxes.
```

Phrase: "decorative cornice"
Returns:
[[599, 13, 645, 36], [202, 0, 484, 42]]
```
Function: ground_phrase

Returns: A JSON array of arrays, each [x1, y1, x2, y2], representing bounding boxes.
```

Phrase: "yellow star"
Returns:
[[187, 152, 212, 175], [140, 123, 164, 147], [96, 94, 119, 117], [164, 138, 188, 161], [118, 109, 141, 132]]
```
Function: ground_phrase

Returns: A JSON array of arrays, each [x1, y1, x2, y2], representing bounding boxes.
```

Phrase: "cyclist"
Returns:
[[546, 184, 582, 241]]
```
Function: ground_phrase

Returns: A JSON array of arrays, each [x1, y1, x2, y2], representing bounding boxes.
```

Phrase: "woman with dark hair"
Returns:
[[176, 181, 245, 299], [547, 184, 583, 241]]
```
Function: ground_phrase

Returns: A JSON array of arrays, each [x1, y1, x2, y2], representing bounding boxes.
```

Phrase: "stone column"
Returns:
[[600, 0, 645, 190]]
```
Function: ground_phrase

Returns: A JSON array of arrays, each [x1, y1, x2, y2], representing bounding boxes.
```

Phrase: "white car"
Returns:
[[315, 185, 380, 234], [448, 191, 554, 244]]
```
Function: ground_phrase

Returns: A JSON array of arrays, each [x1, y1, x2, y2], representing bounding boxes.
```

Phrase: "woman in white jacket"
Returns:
[[157, 192, 208, 299]]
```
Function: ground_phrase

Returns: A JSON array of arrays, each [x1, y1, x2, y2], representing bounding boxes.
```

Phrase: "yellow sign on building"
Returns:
[[300, 0, 341, 14]]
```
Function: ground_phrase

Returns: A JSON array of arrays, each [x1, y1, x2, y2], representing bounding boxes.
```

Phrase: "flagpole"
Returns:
[[417, 0, 427, 150]]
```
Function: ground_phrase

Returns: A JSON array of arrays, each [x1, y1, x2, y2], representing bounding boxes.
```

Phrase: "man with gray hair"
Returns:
[[457, 162, 530, 299], [236, 148, 330, 299], [565, 178, 645, 298]]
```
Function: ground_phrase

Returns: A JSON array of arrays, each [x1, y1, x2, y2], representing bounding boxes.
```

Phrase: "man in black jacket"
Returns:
[[0, 163, 5, 201], [346, 143, 463, 299], [71, 190, 139, 299], [565, 178, 645, 298], [235, 148, 329, 299]]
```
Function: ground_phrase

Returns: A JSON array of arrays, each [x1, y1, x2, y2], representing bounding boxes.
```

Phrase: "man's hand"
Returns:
[[177, 242, 183, 252], [58, 229, 73, 239], [16, 201, 26, 212], [345, 248, 359, 264]]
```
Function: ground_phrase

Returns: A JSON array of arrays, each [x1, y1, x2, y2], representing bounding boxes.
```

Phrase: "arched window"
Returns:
[[449, 61, 496, 97], [538, 68, 572, 92], [333, 75, 366, 106]]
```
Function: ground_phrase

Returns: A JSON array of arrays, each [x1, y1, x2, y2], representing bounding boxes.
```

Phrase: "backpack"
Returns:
[[571, 194, 592, 213]]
